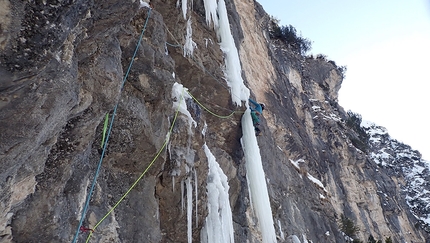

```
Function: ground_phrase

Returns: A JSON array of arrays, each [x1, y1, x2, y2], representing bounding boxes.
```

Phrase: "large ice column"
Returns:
[[215, 0, 250, 105], [201, 144, 234, 243], [241, 109, 277, 243]]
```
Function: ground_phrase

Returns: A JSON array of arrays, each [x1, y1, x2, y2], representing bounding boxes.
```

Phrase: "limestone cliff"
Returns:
[[0, 0, 429, 242]]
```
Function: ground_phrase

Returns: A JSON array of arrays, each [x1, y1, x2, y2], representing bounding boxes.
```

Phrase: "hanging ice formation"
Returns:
[[186, 176, 193, 243], [184, 18, 197, 57], [201, 144, 234, 243], [203, 0, 219, 27], [203, 0, 249, 105], [241, 109, 277, 243], [172, 82, 197, 129], [171, 82, 198, 243], [139, 0, 150, 8], [177, 0, 188, 19], [278, 220, 285, 240]]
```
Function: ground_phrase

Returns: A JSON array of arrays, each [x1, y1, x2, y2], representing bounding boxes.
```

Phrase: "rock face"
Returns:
[[0, 0, 429, 243]]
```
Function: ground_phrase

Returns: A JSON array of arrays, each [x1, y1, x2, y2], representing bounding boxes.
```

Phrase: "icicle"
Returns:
[[172, 176, 175, 192], [166, 126, 175, 192], [184, 18, 197, 57], [186, 176, 193, 243], [165, 43, 169, 55], [181, 179, 185, 212], [201, 144, 234, 243], [204, 38, 213, 48], [201, 122, 208, 137], [177, 0, 187, 19], [241, 109, 277, 243], [278, 220, 285, 240], [202, 0, 219, 28], [194, 168, 198, 226]]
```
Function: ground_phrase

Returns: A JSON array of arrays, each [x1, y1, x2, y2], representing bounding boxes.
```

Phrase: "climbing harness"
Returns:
[[71, 7, 152, 243]]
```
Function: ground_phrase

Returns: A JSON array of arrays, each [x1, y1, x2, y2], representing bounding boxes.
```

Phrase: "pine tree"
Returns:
[[340, 214, 360, 238]]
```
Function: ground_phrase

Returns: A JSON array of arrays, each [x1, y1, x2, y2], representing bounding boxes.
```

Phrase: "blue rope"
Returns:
[[166, 42, 182, 48], [71, 8, 152, 243]]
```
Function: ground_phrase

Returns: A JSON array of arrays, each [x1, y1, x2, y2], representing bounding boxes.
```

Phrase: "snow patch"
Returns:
[[312, 106, 321, 112], [365, 121, 430, 227], [307, 173, 328, 193], [289, 159, 302, 170]]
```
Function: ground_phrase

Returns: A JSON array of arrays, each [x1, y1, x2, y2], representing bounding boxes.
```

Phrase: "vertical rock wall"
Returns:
[[0, 0, 428, 242]]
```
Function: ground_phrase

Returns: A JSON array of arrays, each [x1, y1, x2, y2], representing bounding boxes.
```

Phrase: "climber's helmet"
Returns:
[[260, 103, 265, 110]]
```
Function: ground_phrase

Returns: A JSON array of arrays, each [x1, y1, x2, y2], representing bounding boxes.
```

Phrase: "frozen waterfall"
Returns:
[[241, 109, 277, 243]]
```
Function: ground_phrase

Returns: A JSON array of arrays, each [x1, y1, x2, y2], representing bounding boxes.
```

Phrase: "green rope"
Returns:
[[85, 87, 186, 243], [71, 8, 152, 243], [166, 42, 182, 47], [100, 113, 109, 148]]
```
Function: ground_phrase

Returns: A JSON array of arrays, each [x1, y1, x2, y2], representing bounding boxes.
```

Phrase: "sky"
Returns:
[[257, 0, 430, 160]]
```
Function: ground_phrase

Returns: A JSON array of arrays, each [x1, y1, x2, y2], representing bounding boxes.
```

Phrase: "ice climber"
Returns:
[[249, 98, 265, 136]]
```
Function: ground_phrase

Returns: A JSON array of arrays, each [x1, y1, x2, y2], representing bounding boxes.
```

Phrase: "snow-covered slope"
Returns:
[[364, 121, 430, 230]]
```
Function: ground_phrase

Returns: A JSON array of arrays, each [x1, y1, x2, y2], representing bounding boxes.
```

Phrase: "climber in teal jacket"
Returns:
[[249, 98, 265, 125]]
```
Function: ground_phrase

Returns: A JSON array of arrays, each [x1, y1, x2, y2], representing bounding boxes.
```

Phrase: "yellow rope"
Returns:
[[186, 91, 238, 119], [85, 88, 186, 243], [164, 23, 247, 119], [83, 15, 248, 243]]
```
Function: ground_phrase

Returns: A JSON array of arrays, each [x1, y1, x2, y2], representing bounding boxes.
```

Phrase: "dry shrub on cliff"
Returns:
[[268, 18, 312, 55]]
